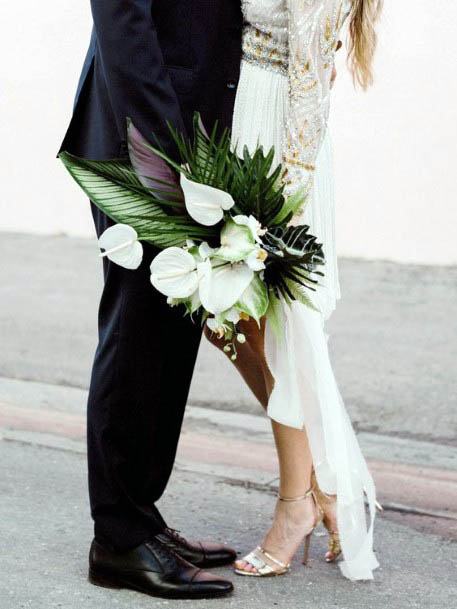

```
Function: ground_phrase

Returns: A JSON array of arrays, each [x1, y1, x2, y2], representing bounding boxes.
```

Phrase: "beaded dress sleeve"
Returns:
[[283, 1, 350, 196]]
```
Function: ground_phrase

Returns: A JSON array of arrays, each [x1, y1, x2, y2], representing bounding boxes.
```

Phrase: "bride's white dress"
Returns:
[[231, 0, 379, 580]]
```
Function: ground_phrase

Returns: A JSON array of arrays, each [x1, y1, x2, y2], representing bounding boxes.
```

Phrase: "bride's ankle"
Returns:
[[275, 495, 317, 526]]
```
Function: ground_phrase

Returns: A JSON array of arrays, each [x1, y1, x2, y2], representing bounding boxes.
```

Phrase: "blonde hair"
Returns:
[[348, 0, 383, 89]]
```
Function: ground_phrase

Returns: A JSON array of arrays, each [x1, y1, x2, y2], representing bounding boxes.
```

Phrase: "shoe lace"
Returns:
[[165, 527, 190, 549], [148, 538, 181, 571]]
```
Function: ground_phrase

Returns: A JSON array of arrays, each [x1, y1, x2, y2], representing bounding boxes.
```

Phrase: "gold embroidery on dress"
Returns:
[[240, 1, 351, 199], [282, 1, 350, 198]]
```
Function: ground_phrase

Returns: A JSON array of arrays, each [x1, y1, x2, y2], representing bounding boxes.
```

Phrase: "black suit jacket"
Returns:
[[60, 1, 242, 160]]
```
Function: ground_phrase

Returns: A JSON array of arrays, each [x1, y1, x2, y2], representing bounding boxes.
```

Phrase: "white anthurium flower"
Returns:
[[150, 247, 200, 298], [246, 247, 268, 271], [180, 173, 235, 226], [217, 218, 256, 262], [233, 215, 267, 244], [98, 224, 143, 270], [199, 261, 254, 314]]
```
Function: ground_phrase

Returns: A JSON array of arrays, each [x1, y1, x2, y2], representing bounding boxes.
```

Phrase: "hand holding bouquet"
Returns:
[[60, 114, 324, 356]]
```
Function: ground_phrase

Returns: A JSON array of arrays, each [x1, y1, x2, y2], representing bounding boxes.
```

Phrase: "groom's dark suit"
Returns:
[[61, 1, 242, 551]]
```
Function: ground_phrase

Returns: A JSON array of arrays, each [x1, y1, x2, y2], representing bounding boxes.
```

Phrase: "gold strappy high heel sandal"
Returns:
[[310, 470, 342, 563], [234, 486, 323, 577]]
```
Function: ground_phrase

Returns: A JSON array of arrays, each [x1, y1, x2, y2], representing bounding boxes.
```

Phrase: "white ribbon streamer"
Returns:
[[265, 301, 379, 581]]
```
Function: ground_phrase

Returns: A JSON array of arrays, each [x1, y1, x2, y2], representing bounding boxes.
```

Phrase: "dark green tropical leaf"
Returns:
[[59, 152, 214, 248]]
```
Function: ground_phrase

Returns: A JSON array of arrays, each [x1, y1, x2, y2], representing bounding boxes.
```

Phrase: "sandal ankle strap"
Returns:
[[278, 487, 314, 502]]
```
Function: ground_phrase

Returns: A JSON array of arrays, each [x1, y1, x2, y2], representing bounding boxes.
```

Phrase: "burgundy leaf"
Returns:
[[127, 120, 183, 201]]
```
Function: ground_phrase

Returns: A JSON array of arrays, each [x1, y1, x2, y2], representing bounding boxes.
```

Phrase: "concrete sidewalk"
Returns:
[[1, 375, 457, 609], [1, 429, 457, 609], [1, 232, 457, 607], [1, 374, 456, 526]]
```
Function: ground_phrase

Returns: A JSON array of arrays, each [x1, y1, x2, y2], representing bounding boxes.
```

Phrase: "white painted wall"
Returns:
[[331, 1, 457, 265], [0, 1, 94, 239], [1, 1, 456, 265]]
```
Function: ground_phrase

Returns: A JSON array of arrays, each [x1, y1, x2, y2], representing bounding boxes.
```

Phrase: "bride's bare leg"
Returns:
[[204, 318, 273, 408], [205, 320, 317, 572], [272, 422, 313, 498], [234, 420, 316, 572]]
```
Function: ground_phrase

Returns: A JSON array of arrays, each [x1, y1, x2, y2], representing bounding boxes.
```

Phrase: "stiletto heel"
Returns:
[[234, 486, 322, 577], [311, 470, 342, 563], [302, 532, 312, 566]]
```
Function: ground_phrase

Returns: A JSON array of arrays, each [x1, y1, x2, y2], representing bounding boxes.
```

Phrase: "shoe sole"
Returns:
[[88, 568, 233, 600], [234, 568, 288, 577], [194, 557, 237, 569]]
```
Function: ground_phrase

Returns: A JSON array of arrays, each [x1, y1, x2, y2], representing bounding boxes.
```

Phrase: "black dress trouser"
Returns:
[[87, 206, 202, 551]]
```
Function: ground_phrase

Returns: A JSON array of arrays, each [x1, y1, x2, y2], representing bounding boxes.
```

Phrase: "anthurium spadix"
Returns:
[[199, 261, 254, 314], [98, 224, 143, 270], [180, 173, 235, 226]]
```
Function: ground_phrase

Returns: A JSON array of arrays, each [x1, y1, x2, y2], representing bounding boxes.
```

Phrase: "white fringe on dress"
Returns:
[[232, 59, 379, 581]]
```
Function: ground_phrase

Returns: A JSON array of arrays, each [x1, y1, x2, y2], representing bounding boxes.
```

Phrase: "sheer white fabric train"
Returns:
[[232, 51, 378, 580]]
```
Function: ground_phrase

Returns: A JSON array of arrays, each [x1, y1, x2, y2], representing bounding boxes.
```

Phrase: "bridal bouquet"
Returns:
[[60, 114, 324, 356]]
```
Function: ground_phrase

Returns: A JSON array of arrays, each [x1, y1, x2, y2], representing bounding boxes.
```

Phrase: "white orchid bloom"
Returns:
[[199, 261, 254, 314], [206, 316, 227, 338], [233, 215, 267, 244], [98, 224, 143, 270], [187, 289, 202, 313], [166, 290, 201, 314], [246, 247, 268, 271], [198, 241, 217, 260], [206, 306, 244, 339], [150, 247, 202, 298], [224, 307, 241, 324], [180, 173, 235, 226], [218, 218, 257, 262]]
